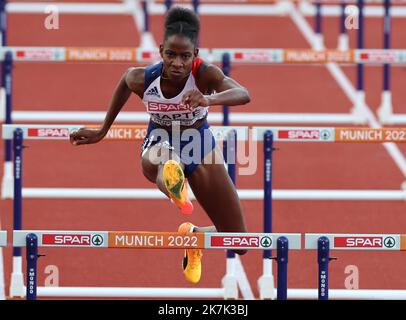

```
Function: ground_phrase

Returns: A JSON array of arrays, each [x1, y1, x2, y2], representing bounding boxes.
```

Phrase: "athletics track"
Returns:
[[1, 0, 406, 299]]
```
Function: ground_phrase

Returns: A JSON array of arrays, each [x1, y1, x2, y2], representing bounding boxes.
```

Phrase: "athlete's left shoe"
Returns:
[[178, 222, 203, 284], [163, 160, 193, 215]]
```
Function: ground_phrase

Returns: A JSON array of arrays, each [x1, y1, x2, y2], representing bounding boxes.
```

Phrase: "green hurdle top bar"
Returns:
[[305, 234, 406, 251], [4, 124, 406, 143], [0, 231, 6, 246], [13, 230, 301, 250]]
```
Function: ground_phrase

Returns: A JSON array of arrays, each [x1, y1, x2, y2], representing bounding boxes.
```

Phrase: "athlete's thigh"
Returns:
[[187, 147, 247, 233]]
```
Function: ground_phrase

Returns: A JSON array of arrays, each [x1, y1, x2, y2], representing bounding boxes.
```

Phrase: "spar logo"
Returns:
[[140, 50, 161, 60], [320, 130, 331, 140], [278, 129, 322, 140], [42, 234, 104, 246], [260, 236, 272, 248], [28, 128, 71, 138], [334, 236, 397, 248], [91, 234, 104, 246], [383, 237, 396, 248], [147, 102, 191, 112], [15, 49, 56, 61], [233, 51, 278, 62], [211, 236, 260, 248], [359, 52, 396, 63]]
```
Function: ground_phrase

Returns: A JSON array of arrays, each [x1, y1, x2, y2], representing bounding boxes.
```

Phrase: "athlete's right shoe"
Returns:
[[178, 222, 203, 284], [163, 160, 193, 215]]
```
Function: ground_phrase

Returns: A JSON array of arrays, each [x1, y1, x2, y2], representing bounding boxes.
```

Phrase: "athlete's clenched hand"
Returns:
[[70, 128, 105, 146], [180, 89, 209, 110]]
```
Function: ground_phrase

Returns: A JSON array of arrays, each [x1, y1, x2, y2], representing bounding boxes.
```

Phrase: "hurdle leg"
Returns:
[[222, 53, 230, 126], [221, 255, 238, 300], [26, 233, 38, 300], [276, 237, 289, 300], [317, 237, 330, 300], [139, 0, 157, 49], [258, 130, 275, 300], [1, 51, 14, 199], [10, 128, 24, 297], [313, 1, 324, 51], [221, 130, 238, 300], [378, 91, 393, 125], [351, 0, 367, 125], [377, 0, 393, 124], [337, 3, 349, 51]]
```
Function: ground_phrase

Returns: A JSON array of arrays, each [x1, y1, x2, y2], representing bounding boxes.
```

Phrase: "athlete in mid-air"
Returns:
[[70, 6, 251, 284]]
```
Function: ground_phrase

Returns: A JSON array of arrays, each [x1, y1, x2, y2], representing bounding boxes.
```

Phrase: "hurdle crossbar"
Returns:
[[19, 231, 300, 300], [35, 286, 226, 298], [305, 233, 406, 250], [380, 115, 406, 125], [0, 231, 6, 246], [5, 125, 406, 144], [6, 1, 406, 18], [299, 1, 406, 18], [1, 124, 248, 141], [17, 187, 406, 201], [279, 289, 406, 300], [5, 111, 361, 125], [13, 230, 301, 250], [253, 126, 406, 143], [0, 47, 406, 64], [303, 233, 406, 300], [5, 2, 290, 16]]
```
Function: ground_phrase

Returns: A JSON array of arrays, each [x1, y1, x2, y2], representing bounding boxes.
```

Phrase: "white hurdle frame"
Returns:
[[3, 110, 364, 125]]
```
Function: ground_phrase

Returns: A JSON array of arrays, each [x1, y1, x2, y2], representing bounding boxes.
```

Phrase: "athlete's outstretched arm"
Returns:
[[180, 64, 250, 109], [70, 67, 144, 145]]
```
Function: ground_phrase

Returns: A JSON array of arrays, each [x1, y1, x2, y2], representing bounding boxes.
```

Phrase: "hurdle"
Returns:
[[0, 42, 405, 201], [4, 125, 261, 299], [300, 0, 406, 125], [300, 0, 406, 18], [5, 0, 406, 17], [13, 230, 301, 300], [1, 46, 405, 127], [4, 123, 406, 299], [253, 126, 406, 299], [3, 124, 406, 201], [5, 124, 406, 299], [301, 233, 406, 300], [376, 0, 406, 124], [0, 0, 405, 129]]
